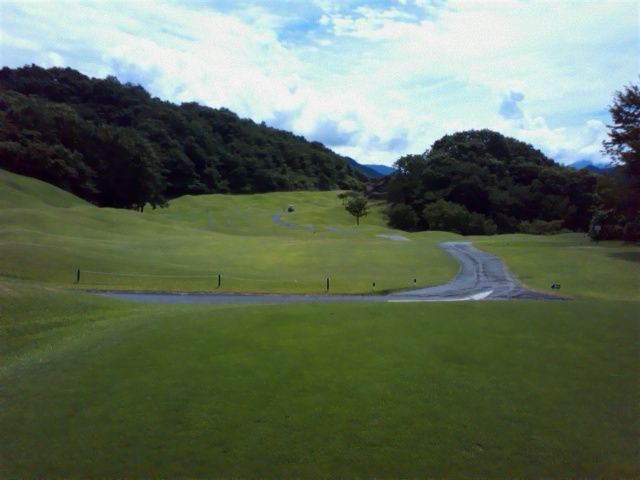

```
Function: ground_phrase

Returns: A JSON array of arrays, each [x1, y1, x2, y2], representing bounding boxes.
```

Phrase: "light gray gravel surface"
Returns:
[[376, 234, 410, 241], [93, 242, 562, 304]]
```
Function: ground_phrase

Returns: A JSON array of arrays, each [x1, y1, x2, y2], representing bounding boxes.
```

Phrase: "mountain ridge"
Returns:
[[569, 159, 614, 173], [364, 164, 396, 176]]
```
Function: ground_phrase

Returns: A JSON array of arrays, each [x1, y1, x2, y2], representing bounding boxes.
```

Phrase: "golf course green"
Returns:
[[1, 168, 638, 477]]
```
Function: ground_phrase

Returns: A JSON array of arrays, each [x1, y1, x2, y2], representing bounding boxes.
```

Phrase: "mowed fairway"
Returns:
[[2, 283, 638, 478], [1, 169, 639, 478]]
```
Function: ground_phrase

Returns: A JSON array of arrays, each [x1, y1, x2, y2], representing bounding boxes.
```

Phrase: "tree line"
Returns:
[[373, 81, 639, 240], [589, 82, 639, 241], [375, 129, 600, 235], [0, 65, 366, 209]]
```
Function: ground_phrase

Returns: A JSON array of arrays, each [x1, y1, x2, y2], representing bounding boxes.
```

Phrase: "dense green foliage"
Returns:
[[590, 81, 640, 241], [423, 199, 497, 235], [603, 82, 640, 177], [0, 65, 365, 208], [387, 203, 417, 230], [379, 129, 598, 234]]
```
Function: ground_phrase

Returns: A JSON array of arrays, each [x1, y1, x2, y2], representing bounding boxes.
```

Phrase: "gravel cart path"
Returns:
[[93, 242, 562, 304]]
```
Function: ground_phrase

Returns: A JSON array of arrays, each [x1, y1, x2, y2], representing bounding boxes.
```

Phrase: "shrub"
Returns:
[[387, 204, 417, 230], [622, 216, 640, 242], [423, 200, 496, 235], [468, 212, 498, 236], [589, 208, 625, 240]]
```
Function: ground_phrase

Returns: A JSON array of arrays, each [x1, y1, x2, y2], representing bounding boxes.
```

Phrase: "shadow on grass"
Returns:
[[608, 251, 640, 263]]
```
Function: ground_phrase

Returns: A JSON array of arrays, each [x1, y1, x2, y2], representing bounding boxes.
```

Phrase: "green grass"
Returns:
[[146, 190, 391, 236], [0, 169, 458, 293], [1, 169, 639, 477], [1, 280, 638, 478], [474, 233, 640, 300]]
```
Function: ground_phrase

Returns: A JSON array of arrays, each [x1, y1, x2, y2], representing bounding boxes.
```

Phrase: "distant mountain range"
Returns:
[[569, 160, 615, 173], [351, 156, 616, 180], [364, 164, 396, 176], [352, 157, 620, 178], [346, 158, 396, 178]]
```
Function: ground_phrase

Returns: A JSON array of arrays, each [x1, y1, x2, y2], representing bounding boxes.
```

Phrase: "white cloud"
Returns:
[[45, 51, 64, 67], [494, 103, 610, 165], [1, 0, 638, 166]]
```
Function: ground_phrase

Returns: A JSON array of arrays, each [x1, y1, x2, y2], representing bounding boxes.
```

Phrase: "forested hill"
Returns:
[[0, 65, 366, 209], [379, 129, 599, 234]]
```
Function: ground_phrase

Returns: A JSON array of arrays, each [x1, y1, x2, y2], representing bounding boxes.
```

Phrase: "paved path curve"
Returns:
[[94, 242, 562, 304]]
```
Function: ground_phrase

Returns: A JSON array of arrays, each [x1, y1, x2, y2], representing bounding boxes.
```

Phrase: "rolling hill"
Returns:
[[0, 168, 457, 293], [0, 65, 367, 209]]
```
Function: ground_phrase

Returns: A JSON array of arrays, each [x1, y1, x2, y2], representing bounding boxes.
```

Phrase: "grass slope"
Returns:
[[0, 169, 457, 293]]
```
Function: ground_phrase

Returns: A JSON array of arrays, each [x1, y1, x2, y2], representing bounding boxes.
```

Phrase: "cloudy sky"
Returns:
[[1, 0, 638, 166]]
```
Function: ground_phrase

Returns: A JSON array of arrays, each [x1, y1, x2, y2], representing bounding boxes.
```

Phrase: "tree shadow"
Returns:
[[608, 251, 640, 263]]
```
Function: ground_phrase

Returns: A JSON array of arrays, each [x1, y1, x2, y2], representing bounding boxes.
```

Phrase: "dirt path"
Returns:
[[93, 242, 561, 304]]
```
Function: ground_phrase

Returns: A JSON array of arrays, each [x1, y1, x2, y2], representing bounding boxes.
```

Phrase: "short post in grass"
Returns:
[[76, 269, 80, 284], [326, 277, 330, 292], [217, 273, 221, 288], [372, 281, 376, 292], [413, 278, 417, 286]]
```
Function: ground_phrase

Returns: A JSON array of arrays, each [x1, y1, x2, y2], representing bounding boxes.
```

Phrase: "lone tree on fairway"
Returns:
[[345, 194, 369, 225]]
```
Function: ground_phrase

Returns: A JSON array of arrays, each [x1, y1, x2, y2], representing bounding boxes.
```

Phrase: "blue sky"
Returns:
[[1, 0, 638, 166]]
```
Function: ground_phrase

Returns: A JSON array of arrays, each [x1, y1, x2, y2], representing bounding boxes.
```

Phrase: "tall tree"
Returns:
[[590, 80, 640, 241], [603, 81, 640, 176]]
